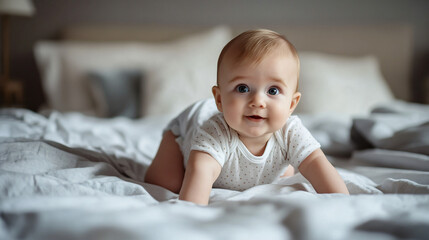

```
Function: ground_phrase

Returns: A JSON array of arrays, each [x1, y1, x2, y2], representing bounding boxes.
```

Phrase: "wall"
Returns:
[[7, 0, 429, 110]]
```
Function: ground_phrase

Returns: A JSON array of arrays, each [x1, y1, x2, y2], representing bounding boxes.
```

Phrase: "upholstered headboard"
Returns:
[[62, 24, 413, 101]]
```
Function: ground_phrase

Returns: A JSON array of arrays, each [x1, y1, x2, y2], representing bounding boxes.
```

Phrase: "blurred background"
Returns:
[[2, 0, 429, 111]]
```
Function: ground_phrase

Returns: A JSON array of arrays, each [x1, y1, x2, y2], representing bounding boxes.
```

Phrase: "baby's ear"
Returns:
[[212, 86, 223, 112], [289, 92, 301, 114]]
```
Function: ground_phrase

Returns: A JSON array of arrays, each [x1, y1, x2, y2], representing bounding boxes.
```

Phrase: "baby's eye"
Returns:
[[236, 84, 250, 93], [267, 87, 280, 95]]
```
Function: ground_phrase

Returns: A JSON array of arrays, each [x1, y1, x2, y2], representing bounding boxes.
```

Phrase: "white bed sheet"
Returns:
[[1, 107, 429, 240]]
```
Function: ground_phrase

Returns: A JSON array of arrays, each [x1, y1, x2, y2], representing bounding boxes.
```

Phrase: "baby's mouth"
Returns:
[[246, 115, 266, 121]]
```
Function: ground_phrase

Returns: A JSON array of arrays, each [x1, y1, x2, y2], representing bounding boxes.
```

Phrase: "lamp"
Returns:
[[0, 0, 35, 107]]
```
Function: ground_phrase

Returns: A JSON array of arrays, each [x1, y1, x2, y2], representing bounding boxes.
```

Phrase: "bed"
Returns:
[[1, 25, 429, 240]]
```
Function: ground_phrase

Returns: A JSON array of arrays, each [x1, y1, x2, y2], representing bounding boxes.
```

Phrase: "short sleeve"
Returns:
[[284, 116, 321, 169], [190, 113, 231, 166]]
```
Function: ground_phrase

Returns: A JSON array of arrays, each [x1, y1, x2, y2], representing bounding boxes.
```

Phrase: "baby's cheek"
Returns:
[[223, 109, 239, 127], [272, 109, 290, 128]]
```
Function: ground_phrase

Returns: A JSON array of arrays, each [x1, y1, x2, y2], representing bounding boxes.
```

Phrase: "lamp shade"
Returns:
[[0, 0, 34, 16]]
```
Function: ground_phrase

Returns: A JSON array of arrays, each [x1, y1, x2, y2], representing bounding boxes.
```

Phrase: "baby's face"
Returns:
[[213, 49, 300, 141]]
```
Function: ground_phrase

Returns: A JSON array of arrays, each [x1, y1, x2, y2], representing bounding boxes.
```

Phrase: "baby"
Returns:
[[145, 29, 349, 205]]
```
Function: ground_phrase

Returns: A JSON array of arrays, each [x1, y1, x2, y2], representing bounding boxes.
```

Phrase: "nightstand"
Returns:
[[426, 75, 429, 104], [1, 80, 24, 107]]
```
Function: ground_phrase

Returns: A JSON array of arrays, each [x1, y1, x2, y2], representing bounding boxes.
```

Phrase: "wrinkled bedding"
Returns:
[[1, 102, 429, 240]]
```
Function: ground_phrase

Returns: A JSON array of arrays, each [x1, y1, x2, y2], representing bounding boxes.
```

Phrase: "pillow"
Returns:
[[88, 69, 142, 118], [34, 26, 232, 117], [143, 60, 215, 117], [140, 27, 230, 117], [295, 52, 395, 116]]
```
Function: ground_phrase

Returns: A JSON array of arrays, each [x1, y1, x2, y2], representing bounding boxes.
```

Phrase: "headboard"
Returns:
[[62, 24, 413, 101]]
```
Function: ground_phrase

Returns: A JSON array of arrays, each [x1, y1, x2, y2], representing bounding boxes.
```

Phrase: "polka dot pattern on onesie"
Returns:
[[189, 113, 320, 191]]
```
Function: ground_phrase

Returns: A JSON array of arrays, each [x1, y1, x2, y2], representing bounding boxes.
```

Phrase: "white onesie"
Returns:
[[165, 99, 321, 191]]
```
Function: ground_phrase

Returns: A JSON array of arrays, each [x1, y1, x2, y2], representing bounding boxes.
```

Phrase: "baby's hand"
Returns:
[[298, 148, 349, 194], [179, 150, 222, 205]]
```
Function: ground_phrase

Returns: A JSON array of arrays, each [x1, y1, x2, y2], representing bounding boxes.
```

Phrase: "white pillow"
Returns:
[[295, 52, 395, 116], [34, 26, 232, 117], [142, 28, 230, 117], [141, 27, 230, 117], [143, 61, 216, 117]]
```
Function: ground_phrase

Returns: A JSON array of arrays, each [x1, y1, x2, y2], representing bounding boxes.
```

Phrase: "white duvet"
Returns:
[[1, 106, 429, 240]]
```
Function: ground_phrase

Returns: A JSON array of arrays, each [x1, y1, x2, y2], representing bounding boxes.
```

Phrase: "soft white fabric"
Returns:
[[34, 26, 232, 117], [165, 99, 320, 191], [165, 98, 220, 164], [143, 31, 228, 117], [296, 52, 395, 116], [1, 107, 429, 240]]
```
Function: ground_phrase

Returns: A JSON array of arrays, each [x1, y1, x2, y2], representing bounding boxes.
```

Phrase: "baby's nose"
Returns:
[[249, 92, 266, 108]]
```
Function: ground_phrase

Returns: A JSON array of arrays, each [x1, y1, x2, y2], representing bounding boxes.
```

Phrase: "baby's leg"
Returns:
[[281, 164, 295, 178], [144, 130, 185, 193]]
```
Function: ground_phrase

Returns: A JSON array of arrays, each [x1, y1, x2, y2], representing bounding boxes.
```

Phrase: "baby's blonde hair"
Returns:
[[217, 29, 300, 91]]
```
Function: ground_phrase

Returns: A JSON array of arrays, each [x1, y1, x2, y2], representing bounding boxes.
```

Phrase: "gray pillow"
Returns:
[[88, 69, 142, 118]]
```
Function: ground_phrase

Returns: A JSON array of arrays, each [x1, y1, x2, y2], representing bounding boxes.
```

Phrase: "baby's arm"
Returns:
[[179, 150, 222, 205], [298, 148, 349, 194]]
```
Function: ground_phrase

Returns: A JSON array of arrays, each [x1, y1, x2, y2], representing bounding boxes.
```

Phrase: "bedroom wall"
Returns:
[[5, 0, 429, 110]]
